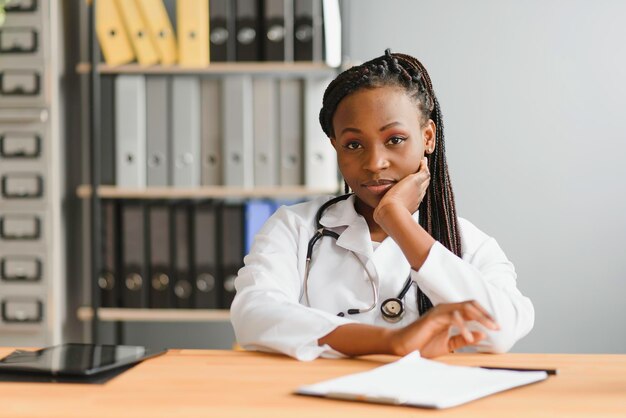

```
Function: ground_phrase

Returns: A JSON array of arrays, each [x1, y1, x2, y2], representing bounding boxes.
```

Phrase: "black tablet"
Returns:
[[0, 343, 166, 376]]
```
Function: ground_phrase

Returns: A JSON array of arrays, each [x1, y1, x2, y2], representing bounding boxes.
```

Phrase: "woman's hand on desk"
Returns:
[[391, 300, 500, 358], [319, 300, 499, 358]]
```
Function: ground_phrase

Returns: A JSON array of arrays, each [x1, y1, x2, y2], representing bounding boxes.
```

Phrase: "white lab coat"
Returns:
[[231, 195, 534, 361]]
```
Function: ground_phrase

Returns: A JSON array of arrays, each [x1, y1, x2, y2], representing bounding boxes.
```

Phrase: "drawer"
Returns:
[[4, 0, 38, 13], [1, 298, 43, 323], [1, 255, 42, 282], [1, 173, 43, 198], [0, 131, 41, 158], [0, 214, 41, 240], [0, 27, 38, 54], [0, 69, 40, 96]]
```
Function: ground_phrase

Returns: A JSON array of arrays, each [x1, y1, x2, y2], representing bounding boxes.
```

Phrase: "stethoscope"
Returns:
[[301, 194, 415, 323]]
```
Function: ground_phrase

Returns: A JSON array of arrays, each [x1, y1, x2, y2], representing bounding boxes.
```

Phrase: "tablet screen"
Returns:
[[0, 343, 166, 376]]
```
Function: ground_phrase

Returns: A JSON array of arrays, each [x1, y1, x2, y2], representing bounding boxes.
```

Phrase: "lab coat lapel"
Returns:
[[318, 195, 373, 259]]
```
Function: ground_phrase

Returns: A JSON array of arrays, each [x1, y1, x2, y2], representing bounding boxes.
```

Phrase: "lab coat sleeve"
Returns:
[[411, 218, 534, 353], [230, 207, 357, 361]]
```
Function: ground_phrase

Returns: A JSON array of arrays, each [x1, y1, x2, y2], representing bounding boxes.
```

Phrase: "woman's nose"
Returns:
[[362, 146, 390, 173]]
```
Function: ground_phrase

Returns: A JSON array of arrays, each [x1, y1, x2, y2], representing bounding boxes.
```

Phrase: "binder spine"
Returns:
[[148, 203, 173, 309], [278, 78, 303, 185], [120, 202, 148, 308], [193, 202, 219, 309], [222, 76, 254, 187], [252, 78, 279, 187], [115, 75, 147, 187], [235, 0, 262, 61], [200, 78, 222, 186], [209, 0, 236, 62], [173, 203, 194, 308], [263, 0, 294, 62], [146, 76, 170, 187], [171, 76, 201, 187]]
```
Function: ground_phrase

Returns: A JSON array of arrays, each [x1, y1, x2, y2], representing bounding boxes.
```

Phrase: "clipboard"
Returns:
[[296, 351, 549, 409]]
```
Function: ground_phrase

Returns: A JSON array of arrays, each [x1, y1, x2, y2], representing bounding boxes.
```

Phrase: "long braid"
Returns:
[[319, 49, 462, 315]]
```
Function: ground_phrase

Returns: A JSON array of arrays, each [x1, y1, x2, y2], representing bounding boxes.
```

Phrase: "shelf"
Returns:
[[76, 185, 338, 200], [77, 307, 230, 322], [76, 62, 338, 77]]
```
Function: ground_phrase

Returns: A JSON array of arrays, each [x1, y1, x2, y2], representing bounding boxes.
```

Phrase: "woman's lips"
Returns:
[[362, 180, 395, 195]]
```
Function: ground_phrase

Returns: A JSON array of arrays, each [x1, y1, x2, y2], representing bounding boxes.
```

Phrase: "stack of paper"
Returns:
[[297, 352, 548, 409]]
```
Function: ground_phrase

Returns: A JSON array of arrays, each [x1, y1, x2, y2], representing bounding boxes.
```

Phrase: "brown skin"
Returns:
[[318, 86, 499, 357]]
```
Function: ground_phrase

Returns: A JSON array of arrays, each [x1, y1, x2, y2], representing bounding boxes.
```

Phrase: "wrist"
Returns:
[[373, 202, 410, 230]]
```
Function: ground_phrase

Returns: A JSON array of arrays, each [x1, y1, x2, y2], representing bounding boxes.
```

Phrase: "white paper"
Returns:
[[297, 351, 548, 409]]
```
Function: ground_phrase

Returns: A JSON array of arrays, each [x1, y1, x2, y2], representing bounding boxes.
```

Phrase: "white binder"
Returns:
[[278, 78, 303, 186], [115, 75, 147, 187], [146, 76, 170, 186], [322, 0, 342, 67], [171, 76, 201, 187], [200, 78, 222, 186], [304, 77, 338, 190], [252, 78, 279, 187], [222, 76, 254, 187]]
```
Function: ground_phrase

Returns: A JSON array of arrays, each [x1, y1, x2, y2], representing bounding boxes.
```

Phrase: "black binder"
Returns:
[[100, 75, 115, 185], [148, 203, 173, 309], [193, 202, 219, 309], [219, 203, 245, 309], [99, 201, 119, 307], [120, 202, 148, 308], [209, 0, 236, 62], [293, 0, 322, 61], [263, 0, 294, 61], [235, 0, 262, 61], [172, 203, 194, 309]]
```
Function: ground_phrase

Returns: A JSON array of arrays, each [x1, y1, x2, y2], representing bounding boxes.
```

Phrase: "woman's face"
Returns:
[[331, 86, 435, 213]]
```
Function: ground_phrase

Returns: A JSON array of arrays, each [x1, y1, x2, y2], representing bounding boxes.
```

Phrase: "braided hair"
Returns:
[[319, 49, 462, 315]]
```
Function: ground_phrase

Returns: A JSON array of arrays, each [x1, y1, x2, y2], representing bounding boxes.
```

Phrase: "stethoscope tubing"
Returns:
[[301, 194, 413, 322]]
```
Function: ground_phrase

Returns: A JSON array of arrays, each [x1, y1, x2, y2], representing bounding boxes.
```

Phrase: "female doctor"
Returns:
[[230, 50, 534, 361]]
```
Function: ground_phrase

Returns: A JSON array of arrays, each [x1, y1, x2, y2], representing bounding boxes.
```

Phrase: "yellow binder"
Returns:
[[135, 0, 178, 66], [95, 0, 135, 67], [177, 0, 210, 67], [115, 0, 159, 66]]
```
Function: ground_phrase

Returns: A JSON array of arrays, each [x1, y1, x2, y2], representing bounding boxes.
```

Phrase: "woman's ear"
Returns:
[[423, 119, 436, 155]]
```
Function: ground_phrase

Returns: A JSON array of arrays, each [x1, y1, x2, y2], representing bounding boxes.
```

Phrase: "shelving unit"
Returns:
[[77, 307, 229, 322], [76, 185, 337, 199], [76, 62, 337, 76], [81, 1, 343, 346], [0, 0, 66, 347]]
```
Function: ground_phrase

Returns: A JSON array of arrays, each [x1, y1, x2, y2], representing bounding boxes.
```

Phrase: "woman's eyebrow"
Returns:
[[340, 127, 362, 135], [380, 121, 402, 131], [340, 122, 403, 136]]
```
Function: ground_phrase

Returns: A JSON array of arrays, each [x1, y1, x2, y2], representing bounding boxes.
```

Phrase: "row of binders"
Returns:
[[98, 198, 293, 309], [101, 74, 339, 189], [97, 0, 341, 67]]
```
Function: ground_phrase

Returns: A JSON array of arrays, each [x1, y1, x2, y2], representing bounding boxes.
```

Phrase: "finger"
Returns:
[[462, 304, 500, 331], [448, 331, 486, 352], [452, 310, 474, 343], [461, 303, 500, 331], [468, 300, 497, 322]]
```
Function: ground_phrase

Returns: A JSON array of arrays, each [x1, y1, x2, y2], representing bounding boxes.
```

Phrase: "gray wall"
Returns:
[[345, 0, 626, 353]]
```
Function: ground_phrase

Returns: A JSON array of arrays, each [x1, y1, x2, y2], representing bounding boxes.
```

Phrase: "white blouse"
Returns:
[[230, 195, 534, 361]]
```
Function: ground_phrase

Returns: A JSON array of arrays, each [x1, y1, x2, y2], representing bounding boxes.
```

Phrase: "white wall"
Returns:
[[345, 0, 626, 353]]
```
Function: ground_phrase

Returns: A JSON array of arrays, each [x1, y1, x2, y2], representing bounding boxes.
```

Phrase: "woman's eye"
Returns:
[[387, 136, 406, 145], [345, 141, 362, 150]]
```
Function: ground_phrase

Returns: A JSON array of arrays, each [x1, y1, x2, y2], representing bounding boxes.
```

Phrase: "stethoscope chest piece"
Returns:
[[381, 297, 405, 323]]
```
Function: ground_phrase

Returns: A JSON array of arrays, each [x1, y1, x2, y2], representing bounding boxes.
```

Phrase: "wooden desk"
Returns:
[[1, 348, 625, 418]]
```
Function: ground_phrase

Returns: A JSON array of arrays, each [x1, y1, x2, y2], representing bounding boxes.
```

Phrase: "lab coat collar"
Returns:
[[318, 194, 420, 258]]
